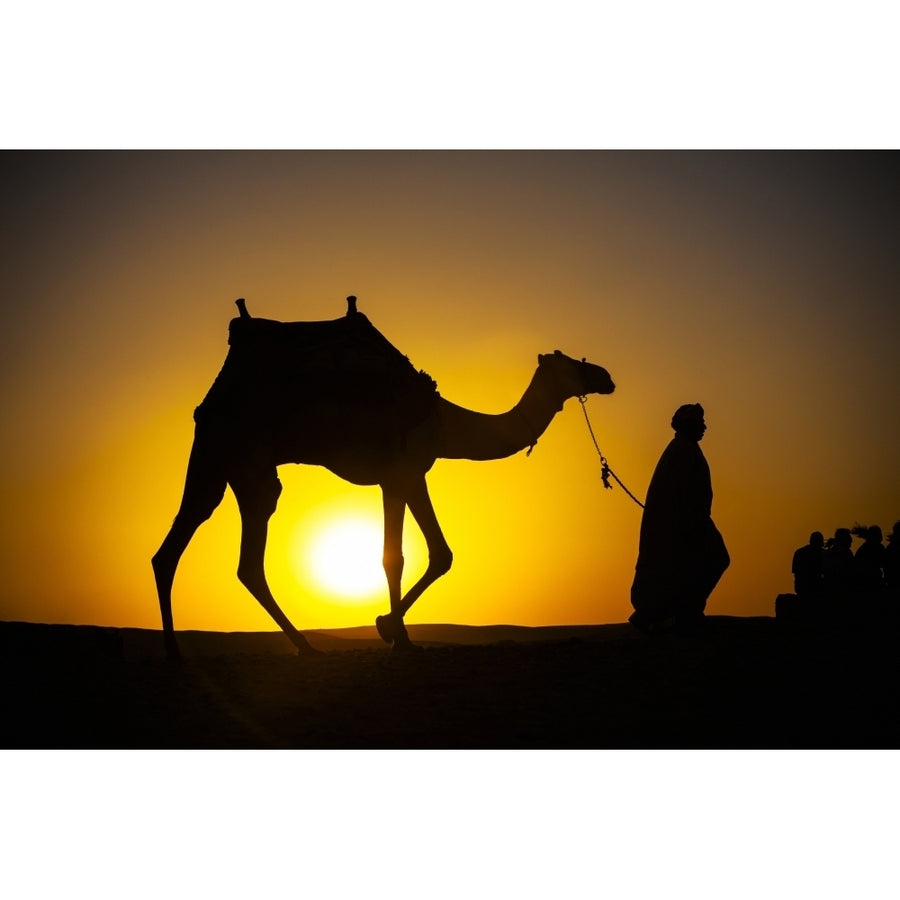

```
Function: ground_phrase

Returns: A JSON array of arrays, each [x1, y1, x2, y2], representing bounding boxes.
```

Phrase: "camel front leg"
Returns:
[[376, 487, 409, 647], [381, 488, 405, 612], [231, 470, 318, 656], [400, 476, 453, 617], [376, 477, 452, 649]]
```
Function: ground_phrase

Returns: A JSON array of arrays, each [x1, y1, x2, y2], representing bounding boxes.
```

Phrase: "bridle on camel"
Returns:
[[577, 396, 645, 509]]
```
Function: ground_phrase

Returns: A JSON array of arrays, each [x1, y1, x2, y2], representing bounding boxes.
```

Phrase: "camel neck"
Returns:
[[435, 369, 566, 461]]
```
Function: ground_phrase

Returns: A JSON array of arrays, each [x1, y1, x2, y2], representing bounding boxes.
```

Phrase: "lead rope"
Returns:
[[577, 396, 645, 509]]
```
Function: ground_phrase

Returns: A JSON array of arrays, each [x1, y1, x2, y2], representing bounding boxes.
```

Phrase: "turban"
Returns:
[[671, 403, 704, 433]]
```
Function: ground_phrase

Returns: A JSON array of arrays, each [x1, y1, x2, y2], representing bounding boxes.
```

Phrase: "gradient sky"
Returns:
[[1, 150, 896, 632]]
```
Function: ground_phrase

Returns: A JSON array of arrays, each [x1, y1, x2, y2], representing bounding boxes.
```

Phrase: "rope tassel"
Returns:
[[600, 461, 612, 490], [578, 397, 645, 509]]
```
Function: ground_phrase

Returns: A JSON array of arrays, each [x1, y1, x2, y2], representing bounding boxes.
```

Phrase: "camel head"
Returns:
[[537, 350, 616, 399]]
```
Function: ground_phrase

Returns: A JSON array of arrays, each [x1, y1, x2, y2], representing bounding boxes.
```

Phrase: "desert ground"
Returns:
[[2, 614, 898, 748]]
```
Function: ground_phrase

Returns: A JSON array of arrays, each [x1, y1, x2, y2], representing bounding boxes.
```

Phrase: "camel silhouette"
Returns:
[[152, 297, 616, 658]]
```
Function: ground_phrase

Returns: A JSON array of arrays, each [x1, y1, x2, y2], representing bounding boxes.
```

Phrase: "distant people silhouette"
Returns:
[[852, 524, 886, 593], [629, 403, 730, 635], [823, 527, 855, 602], [792, 531, 825, 600]]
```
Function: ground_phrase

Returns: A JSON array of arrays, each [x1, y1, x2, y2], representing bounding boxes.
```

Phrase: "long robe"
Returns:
[[630, 434, 729, 623]]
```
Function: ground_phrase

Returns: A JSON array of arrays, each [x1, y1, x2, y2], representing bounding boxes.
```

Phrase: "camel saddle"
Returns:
[[194, 297, 439, 456]]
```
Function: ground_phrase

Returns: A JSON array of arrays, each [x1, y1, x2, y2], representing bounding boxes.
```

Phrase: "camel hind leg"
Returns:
[[152, 439, 227, 660], [230, 467, 318, 656]]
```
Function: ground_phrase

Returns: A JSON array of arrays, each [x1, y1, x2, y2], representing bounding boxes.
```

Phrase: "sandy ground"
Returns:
[[2, 616, 898, 748]]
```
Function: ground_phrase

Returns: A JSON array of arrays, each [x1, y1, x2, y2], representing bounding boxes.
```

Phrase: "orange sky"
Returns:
[[0, 150, 897, 632]]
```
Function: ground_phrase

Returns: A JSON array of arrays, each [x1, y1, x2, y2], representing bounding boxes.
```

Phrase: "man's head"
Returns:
[[671, 403, 706, 441], [810, 531, 825, 548], [834, 527, 852, 548]]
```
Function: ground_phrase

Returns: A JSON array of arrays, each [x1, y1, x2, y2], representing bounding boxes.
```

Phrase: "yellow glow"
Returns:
[[302, 515, 385, 600]]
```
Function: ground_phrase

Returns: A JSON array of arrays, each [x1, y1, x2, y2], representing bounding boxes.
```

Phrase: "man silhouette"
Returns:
[[629, 403, 730, 634], [823, 528, 855, 601], [884, 522, 900, 598], [792, 531, 825, 599], [853, 524, 886, 593]]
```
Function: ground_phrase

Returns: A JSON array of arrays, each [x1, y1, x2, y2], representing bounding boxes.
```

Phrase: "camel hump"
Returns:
[[196, 297, 439, 436]]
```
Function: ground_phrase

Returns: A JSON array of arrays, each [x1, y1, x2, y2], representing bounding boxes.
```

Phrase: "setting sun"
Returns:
[[303, 515, 386, 600]]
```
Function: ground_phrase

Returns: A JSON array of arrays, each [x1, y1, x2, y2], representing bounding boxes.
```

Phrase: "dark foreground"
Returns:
[[2, 616, 898, 748]]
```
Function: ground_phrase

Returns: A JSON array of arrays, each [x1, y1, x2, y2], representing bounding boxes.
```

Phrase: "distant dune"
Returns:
[[0, 619, 647, 658], [2, 616, 898, 749]]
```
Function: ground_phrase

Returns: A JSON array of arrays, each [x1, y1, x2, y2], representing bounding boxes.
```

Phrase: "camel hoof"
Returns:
[[375, 614, 397, 645], [628, 611, 676, 636], [294, 635, 323, 656], [390, 626, 421, 652], [376, 614, 421, 650]]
